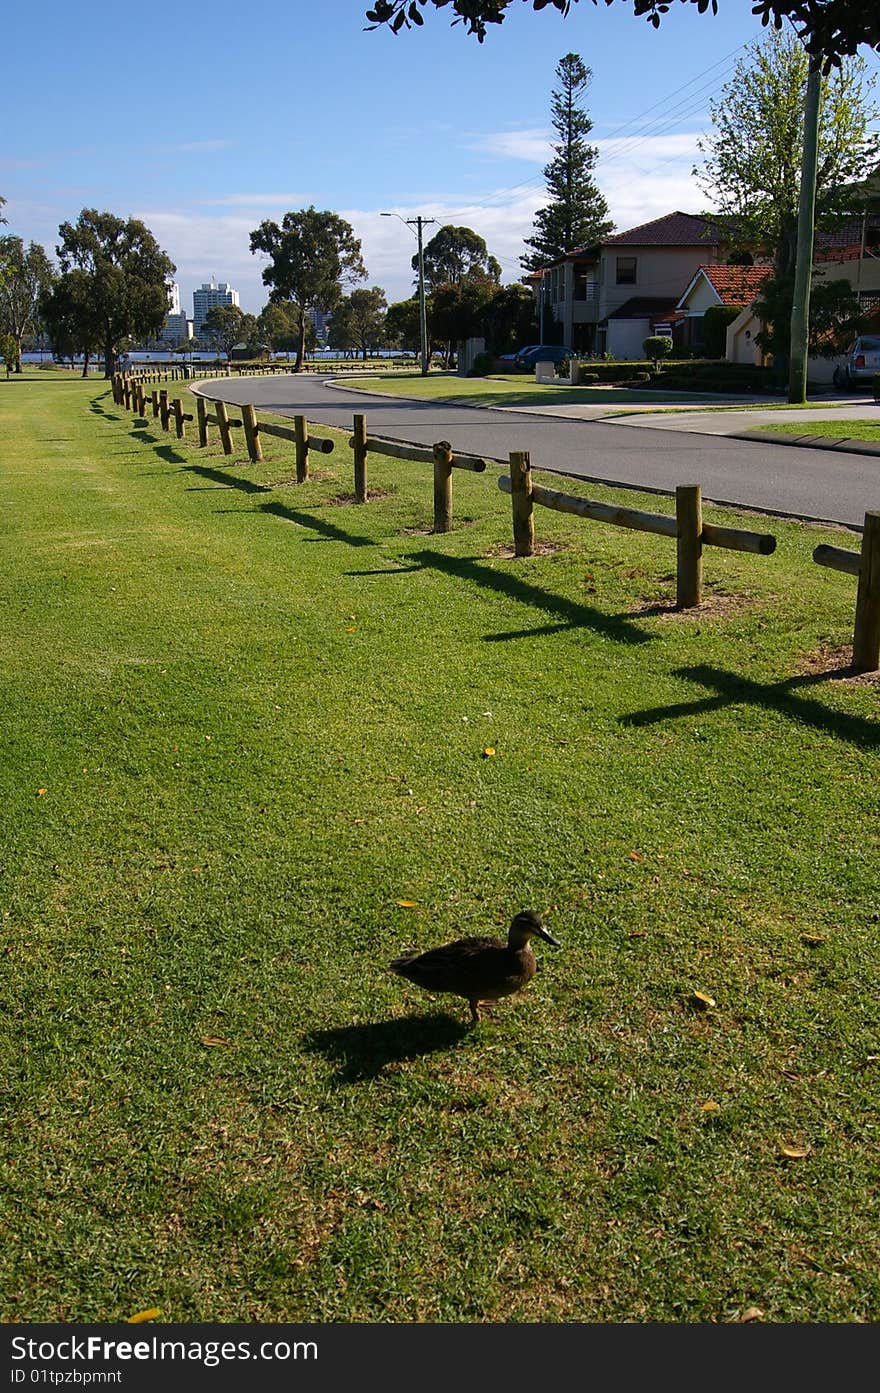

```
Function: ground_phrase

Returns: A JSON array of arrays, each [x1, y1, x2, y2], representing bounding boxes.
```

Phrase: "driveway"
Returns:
[[192, 375, 880, 531]]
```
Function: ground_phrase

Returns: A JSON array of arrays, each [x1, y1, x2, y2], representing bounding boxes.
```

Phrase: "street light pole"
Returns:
[[381, 211, 435, 376]]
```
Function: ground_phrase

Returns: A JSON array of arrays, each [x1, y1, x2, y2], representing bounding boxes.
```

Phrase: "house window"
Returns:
[[616, 256, 637, 285]]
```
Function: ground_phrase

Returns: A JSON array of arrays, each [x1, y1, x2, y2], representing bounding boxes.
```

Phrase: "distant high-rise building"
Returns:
[[166, 280, 181, 316], [193, 280, 240, 336], [308, 307, 330, 344]]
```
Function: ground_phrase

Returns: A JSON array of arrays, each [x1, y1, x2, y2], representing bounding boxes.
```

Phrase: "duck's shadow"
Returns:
[[303, 1013, 469, 1083]]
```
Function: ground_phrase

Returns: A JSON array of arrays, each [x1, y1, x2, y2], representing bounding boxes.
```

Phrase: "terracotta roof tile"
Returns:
[[602, 212, 734, 248], [699, 265, 772, 304]]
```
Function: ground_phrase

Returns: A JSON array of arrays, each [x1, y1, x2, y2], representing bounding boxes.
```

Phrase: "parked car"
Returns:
[[505, 344, 543, 364], [833, 335, 880, 387], [515, 344, 575, 367]]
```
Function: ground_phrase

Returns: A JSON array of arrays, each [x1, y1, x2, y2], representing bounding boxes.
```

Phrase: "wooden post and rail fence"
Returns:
[[109, 376, 878, 669], [500, 452, 777, 610], [813, 513, 880, 673], [349, 413, 488, 528]]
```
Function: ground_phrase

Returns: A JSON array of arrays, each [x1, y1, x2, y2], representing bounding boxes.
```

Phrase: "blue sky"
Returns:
[[4, 0, 878, 317]]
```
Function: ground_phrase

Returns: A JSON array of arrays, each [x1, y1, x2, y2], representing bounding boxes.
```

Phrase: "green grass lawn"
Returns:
[[349, 372, 880, 438], [345, 370, 750, 411], [750, 418, 880, 442], [1, 372, 878, 1323]]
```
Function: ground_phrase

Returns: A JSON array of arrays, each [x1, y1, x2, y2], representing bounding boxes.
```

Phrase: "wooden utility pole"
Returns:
[[788, 60, 822, 405]]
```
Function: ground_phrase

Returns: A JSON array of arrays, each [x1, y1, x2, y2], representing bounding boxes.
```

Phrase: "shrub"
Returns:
[[468, 351, 494, 377], [703, 305, 744, 359], [643, 335, 673, 368]]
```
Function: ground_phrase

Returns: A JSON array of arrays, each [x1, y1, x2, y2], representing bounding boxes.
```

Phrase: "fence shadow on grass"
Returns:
[[621, 663, 879, 750], [185, 462, 272, 494], [260, 501, 376, 547], [303, 1013, 469, 1084], [407, 549, 652, 647]]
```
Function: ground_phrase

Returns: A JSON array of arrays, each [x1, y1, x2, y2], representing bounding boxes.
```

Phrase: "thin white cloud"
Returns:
[[202, 193, 312, 208], [472, 128, 551, 162], [133, 125, 710, 317]]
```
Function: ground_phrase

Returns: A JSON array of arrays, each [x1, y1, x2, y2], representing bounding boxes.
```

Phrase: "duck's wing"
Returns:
[[389, 936, 505, 991]]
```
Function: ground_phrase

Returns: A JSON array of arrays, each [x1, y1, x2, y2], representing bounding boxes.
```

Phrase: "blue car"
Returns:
[[515, 344, 574, 367]]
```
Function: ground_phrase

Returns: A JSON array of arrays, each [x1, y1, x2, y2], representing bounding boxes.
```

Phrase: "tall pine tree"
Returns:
[[522, 53, 614, 270]]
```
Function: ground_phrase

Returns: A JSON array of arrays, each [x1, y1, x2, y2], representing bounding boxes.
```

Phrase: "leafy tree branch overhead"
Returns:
[[364, 0, 880, 68]]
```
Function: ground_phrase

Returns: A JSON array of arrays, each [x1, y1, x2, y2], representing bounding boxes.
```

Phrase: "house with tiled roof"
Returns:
[[675, 264, 773, 351], [532, 211, 745, 358], [723, 211, 880, 378]]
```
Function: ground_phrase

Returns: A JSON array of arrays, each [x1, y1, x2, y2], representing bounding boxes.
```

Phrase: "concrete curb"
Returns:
[[731, 429, 880, 458]]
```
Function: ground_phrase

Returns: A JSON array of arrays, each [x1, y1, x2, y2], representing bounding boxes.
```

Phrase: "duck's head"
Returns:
[[509, 909, 561, 948]]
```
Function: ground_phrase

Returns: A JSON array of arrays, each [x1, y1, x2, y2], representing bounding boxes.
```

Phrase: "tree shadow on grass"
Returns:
[[303, 1013, 469, 1083], [260, 501, 376, 546], [621, 663, 879, 750], [407, 548, 652, 646]]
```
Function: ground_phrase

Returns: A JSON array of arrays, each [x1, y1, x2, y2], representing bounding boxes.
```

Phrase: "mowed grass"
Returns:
[[751, 418, 880, 442], [1, 372, 878, 1324]]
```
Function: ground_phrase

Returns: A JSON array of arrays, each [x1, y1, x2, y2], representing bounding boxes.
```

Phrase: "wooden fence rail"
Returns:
[[349, 412, 488, 529], [111, 384, 877, 662], [813, 512, 880, 672], [498, 453, 776, 608]]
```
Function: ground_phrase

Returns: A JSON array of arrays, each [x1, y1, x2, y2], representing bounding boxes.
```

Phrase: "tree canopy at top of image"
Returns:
[[364, 0, 880, 69]]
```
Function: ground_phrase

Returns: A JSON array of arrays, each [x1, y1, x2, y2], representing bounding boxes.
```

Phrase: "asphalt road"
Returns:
[[193, 374, 879, 531]]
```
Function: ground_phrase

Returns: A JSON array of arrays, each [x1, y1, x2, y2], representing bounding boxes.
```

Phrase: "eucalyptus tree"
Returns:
[[202, 304, 258, 361], [695, 29, 878, 361], [696, 29, 879, 285], [40, 269, 103, 375], [0, 237, 55, 372], [522, 53, 613, 270], [249, 208, 366, 371], [329, 287, 389, 360], [55, 210, 174, 376], [415, 225, 501, 296]]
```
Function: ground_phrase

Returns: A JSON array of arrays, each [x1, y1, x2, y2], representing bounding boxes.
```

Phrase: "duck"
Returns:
[[389, 909, 560, 1024]]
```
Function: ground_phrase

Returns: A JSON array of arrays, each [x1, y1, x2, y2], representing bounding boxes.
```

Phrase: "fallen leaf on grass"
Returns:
[[200, 1035, 230, 1047], [127, 1308, 162, 1324], [396, 900, 418, 908], [801, 934, 825, 946], [481, 747, 496, 758], [691, 990, 716, 1008], [779, 1142, 810, 1159], [36, 788, 48, 797], [734, 1307, 764, 1323], [628, 850, 643, 862], [700, 1100, 721, 1112]]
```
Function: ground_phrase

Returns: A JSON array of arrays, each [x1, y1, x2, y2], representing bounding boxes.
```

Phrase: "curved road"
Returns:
[[194, 374, 879, 530]]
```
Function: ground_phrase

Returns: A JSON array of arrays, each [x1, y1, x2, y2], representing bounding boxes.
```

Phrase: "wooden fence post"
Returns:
[[676, 484, 703, 608], [241, 402, 262, 462], [509, 451, 534, 557], [352, 413, 368, 503], [151, 389, 160, 419], [433, 441, 454, 533], [295, 415, 308, 483], [196, 396, 209, 447], [853, 511, 880, 673], [215, 399, 234, 456], [172, 398, 186, 439], [159, 389, 170, 431]]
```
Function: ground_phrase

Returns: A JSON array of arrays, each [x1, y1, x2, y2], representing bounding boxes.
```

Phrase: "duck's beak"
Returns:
[[537, 923, 561, 947]]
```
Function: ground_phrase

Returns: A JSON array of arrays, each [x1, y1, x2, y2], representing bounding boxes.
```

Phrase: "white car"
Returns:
[[833, 335, 880, 387]]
